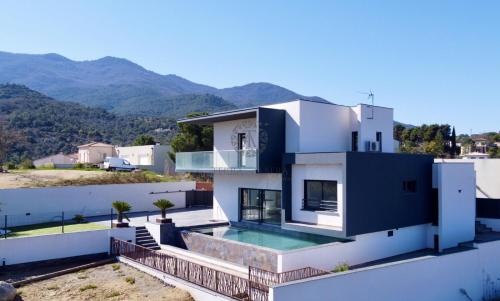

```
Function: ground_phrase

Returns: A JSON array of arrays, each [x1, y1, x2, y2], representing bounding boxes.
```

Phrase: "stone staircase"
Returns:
[[476, 220, 493, 234], [135, 226, 161, 250]]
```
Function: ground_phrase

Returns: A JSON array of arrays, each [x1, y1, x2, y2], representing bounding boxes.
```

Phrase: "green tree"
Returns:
[[450, 127, 457, 158], [393, 124, 406, 142], [133, 135, 156, 146], [153, 199, 174, 219], [170, 112, 213, 157], [112, 201, 131, 224]]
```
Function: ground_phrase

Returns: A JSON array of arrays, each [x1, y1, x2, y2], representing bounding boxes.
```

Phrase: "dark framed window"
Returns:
[[352, 132, 359, 152], [403, 180, 417, 193], [304, 180, 338, 212], [376, 132, 382, 152]]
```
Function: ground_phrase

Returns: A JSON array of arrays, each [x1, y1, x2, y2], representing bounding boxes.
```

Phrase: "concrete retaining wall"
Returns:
[[0, 181, 195, 226], [0, 228, 135, 266]]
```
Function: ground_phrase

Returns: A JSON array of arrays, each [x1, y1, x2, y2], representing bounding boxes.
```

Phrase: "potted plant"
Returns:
[[153, 199, 174, 224], [112, 201, 131, 228]]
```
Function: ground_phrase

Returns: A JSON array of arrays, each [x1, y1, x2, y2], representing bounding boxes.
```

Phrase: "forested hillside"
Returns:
[[0, 84, 176, 162]]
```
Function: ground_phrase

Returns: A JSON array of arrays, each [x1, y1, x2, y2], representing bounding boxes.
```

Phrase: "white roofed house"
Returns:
[[116, 144, 172, 174], [77, 142, 116, 164], [33, 153, 78, 168]]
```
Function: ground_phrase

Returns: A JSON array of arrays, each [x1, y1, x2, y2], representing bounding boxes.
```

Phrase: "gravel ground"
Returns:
[[14, 263, 194, 301], [0, 170, 104, 189]]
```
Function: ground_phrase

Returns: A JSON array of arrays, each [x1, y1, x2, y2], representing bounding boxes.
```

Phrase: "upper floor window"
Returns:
[[352, 132, 359, 152], [376, 132, 382, 152], [304, 180, 338, 212], [403, 180, 417, 193]]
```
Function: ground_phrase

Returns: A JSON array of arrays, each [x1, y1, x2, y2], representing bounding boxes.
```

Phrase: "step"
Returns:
[[135, 229, 149, 234], [136, 226, 146, 230], [136, 238, 156, 244]]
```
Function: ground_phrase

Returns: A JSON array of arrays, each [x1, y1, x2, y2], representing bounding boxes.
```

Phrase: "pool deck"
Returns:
[[89, 208, 225, 228]]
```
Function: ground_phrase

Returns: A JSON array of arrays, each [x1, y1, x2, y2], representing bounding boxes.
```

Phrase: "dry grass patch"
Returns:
[[16, 263, 194, 301]]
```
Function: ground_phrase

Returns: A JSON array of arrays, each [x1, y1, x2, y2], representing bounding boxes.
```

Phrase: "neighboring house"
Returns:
[[461, 152, 490, 160], [116, 144, 172, 174], [33, 153, 78, 168], [176, 99, 475, 253], [77, 142, 116, 164]]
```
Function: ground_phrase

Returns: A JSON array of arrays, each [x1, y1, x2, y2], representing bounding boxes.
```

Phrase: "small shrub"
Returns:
[[46, 285, 59, 290], [112, 264, 120, 271], [5, 162, 16, 170], [19, 159, 34, 169], [332, 263, 349, 273], [74, 162, 84, 169], [125, 276, 135, 285], [41, 163, 56, 169], [79, 284, 97, 291], [77, 275, 88, 280], [73, 214, 85, 223], [106, 291, 121, 298], [16, 290, 23, 296]]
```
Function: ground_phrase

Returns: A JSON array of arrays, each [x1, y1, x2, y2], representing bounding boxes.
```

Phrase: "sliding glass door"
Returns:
[[240, 188, 281, 225]]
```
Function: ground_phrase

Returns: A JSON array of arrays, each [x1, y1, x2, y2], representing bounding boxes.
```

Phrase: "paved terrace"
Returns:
[[89, 208, 225, 228]]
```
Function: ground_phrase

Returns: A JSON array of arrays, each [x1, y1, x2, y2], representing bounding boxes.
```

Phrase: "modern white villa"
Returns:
[[175, 99, 478, 271]]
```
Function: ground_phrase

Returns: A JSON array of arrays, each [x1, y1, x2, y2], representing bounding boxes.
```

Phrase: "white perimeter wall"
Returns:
[[434, 163, 476, 251], [291, 164, 344, 228], [278, 224, 428, 272], [0, 182, 195, 226], [438, 159, 500, 199], [271, 240, 500, 301], [0, 227, 135, 265], [213, 173, 281, 221]]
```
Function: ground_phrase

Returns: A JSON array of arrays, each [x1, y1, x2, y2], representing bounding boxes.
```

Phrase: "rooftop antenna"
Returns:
[[358, 90, 375, 119]]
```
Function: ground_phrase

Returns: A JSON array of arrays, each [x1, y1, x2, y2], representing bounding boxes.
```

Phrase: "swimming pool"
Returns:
[[191, 226, 343, 251]]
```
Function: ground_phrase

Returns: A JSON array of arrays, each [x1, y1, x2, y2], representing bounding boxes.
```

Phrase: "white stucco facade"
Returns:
[[213, 173, 282, 221]]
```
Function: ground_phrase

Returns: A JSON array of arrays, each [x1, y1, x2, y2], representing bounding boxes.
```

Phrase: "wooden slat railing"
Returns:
[[111, 238, 267, 301]]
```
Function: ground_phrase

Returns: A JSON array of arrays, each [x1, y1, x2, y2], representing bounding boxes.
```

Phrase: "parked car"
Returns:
[[103, 157, 137, 172]]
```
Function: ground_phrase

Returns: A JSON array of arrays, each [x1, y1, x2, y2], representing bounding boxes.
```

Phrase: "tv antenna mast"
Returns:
[[358, 90, 375, 119]]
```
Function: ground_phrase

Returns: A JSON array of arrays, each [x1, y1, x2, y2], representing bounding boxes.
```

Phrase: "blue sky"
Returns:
[[0, 0, 499, 134]]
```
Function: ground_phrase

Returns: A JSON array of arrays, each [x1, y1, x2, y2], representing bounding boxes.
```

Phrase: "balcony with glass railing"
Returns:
[[175, 149, 257, 172]]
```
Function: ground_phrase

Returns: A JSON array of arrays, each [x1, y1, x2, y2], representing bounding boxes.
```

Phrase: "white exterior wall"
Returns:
[[213, 118, 257, 169], [213, 173, 282, 221], [298, 101, 352, 152], [117, 145, 171, 173], [78, 145, 115, 164], [291, 164, 344, 228], [0, 182, 195, 226], [278, 224, 428, 272], [0, 228, 135, 265], [264, 101, 301, 153], [117, 145, 154, 165], [272, 240, 500, 301], [433, 163, 476, 251], [354, 104, 394, 153], [264, 100, 394, 153]]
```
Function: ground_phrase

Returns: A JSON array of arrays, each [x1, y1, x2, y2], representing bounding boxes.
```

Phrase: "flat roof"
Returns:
[[177, 108, 258, 125]]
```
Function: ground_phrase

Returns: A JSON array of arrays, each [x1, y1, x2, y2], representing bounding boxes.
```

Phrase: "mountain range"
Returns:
[[0, 51, 328, 117]]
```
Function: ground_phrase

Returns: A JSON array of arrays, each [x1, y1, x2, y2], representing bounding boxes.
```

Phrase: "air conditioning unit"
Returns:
[[365, 141, 380, 152]]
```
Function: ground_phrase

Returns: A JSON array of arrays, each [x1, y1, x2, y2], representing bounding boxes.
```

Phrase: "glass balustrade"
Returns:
[[175, 150, 257, 171]]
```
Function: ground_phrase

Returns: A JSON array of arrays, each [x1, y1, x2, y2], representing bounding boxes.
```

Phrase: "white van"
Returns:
[[103, 157, 137, 172]]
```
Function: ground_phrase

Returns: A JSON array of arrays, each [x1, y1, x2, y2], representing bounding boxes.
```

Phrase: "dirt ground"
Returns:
[[15, 263, 194, 301], [0, 170, 104, 189]]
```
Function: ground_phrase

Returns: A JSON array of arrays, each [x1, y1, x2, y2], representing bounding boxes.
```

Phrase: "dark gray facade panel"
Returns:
[[345, 152, 434, 237], [477, 198, 500, 218], [281, 153, 296, 221], [257, 107, 286, 173]]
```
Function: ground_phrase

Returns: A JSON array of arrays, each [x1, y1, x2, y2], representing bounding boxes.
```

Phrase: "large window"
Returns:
[[303, 180, 338, 212]]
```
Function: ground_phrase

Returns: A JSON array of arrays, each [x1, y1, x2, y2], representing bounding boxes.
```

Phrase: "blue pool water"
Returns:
[[192, 226, 343, 251]]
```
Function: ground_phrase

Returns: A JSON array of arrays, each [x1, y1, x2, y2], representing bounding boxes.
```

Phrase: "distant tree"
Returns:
[[393, 124, 405, 142], [170, 112, 213, 159], [450, 127, 457, 158], [133, 135, 156, 146]]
